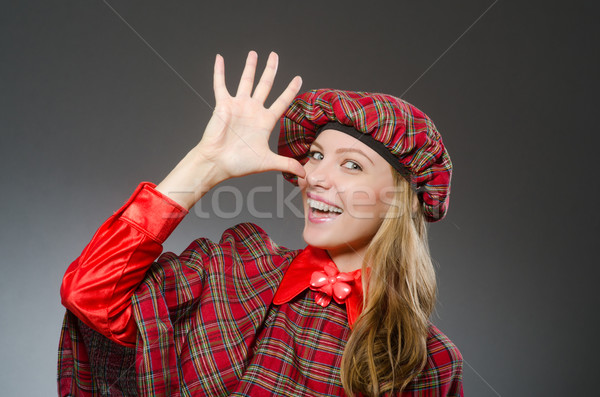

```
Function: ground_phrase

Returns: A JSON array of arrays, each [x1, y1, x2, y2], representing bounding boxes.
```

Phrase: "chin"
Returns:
[[302, 224, 333, 250], [302, 224, 344, 252]]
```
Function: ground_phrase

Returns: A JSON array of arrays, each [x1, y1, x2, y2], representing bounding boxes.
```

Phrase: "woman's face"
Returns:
[[298, 129, 395, 265]]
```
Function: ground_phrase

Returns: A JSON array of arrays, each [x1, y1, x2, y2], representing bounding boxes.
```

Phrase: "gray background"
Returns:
[[1, 1, 598, 395]]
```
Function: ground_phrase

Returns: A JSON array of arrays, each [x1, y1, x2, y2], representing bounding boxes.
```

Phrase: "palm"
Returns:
[[197, 52, 304, 180]]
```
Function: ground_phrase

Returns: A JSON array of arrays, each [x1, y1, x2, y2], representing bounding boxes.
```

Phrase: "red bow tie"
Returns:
[[310, 263, 355, 307], [272, 246, 364, 328]]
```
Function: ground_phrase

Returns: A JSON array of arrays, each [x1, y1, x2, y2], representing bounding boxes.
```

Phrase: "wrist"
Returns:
[[156, 148, 226, 211]]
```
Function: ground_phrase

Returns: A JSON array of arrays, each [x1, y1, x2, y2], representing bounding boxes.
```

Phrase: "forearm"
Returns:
[[155, 145, 226, 211]]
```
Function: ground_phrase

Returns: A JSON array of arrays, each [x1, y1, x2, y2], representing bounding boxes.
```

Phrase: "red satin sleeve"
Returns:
[[60, 182, 188, 347]]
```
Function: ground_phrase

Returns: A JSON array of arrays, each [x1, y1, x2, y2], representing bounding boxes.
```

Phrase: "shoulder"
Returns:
[[407, 324, 463, 394], [179, 222, 300, 273], [417, 324, 463, 396], [150, 223, 301, 294], [426, 323, 463, 367], [218, 222, 299, 259]]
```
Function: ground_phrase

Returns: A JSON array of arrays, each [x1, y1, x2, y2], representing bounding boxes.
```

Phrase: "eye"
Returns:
[[342, 160, 362, 171], [307, 150, 324, 160]]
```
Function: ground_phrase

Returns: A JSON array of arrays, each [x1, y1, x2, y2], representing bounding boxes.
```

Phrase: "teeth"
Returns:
[[307, 198, 343, 213]]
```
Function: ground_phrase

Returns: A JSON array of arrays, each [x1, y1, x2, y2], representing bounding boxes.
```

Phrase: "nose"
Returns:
[[304, 161, 333, 189]]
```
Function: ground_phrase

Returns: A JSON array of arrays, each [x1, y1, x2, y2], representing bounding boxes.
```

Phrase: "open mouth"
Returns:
[[307, 198, 343, 219]]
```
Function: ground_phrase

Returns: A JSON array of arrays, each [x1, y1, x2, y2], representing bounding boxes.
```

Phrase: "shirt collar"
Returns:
[[273, 246, 364, 329]]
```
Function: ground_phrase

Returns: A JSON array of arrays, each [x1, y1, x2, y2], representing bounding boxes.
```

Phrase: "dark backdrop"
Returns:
[[1, 1, 598, 395]]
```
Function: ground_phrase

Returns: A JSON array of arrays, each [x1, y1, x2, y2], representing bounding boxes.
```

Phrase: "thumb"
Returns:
[[267, 154, 306, 178]]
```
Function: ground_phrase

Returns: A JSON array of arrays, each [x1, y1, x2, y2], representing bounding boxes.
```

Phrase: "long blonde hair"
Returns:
[[340, 170, 437, 396]]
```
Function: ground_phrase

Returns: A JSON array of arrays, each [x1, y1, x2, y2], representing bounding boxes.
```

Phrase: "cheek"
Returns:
[[341, 183, 394, 219], [377, 186, 396, 210], [337, 191, 370, 221]]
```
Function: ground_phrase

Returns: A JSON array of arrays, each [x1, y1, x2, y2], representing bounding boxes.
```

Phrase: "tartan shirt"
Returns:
[[58, 182, 463, 396]]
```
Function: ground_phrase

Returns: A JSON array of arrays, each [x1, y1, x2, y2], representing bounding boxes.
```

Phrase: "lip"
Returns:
[[307, 208, 340, 223], [305, 192, 343, 224], [306, 192, 341, 209]]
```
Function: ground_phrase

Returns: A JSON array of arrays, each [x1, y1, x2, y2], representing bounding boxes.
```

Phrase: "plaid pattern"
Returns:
[[58, 312, 137, 396], [278, 89, 453, 222], [59, 224, 462, 396], [58, 184, 463, 396]]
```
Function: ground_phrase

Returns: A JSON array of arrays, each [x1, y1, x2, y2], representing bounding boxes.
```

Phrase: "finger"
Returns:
[[265, 153, 306, 178], [268, 76, 303, 117], [236, 51, 258, 97], [252, 51, 278, 103], [213, 54, 230, 103]]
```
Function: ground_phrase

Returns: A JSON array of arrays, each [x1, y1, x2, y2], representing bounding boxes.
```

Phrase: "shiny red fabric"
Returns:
[[60, 182, 188, 347]]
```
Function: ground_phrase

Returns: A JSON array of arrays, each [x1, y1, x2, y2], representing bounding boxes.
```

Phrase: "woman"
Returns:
[[58, 51, 463, 396]]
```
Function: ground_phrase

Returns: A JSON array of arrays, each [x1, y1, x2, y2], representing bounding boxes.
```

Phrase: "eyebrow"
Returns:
[[310, 142, 375, 165]]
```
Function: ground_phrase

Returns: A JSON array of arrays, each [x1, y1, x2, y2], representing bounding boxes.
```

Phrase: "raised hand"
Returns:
[[197, 51, 304, 180], [156, 51, 304, 210]]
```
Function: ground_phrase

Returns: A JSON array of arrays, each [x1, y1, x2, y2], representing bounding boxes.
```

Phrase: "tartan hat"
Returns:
[[278, 89, 452, 222]]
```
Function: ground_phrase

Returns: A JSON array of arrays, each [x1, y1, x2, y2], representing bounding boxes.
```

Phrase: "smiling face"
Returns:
[[298, 129, 396, 271]]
